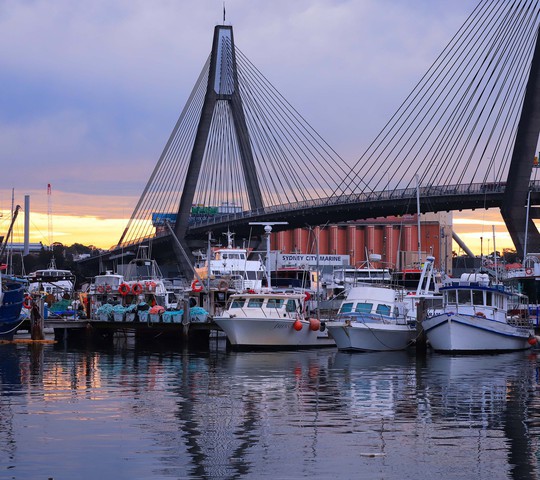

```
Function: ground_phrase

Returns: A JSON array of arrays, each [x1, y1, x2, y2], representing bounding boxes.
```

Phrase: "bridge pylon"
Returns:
[[170, 25, 263, 273], [174, 26, 262, 234], [501, 26, 540, 258]]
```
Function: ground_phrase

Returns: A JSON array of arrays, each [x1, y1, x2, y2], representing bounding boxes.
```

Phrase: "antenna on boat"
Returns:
[[223, 229, 234, 248], [249, 222, 288, 289]]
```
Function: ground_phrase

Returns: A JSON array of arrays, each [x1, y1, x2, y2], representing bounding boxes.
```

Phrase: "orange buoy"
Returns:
[[528, 337, 538, 346], [293, 319, 303, 331], [309, 318, 320, 331]]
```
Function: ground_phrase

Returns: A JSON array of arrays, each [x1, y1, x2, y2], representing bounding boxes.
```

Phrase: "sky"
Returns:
[[0, 0, 513, 253]]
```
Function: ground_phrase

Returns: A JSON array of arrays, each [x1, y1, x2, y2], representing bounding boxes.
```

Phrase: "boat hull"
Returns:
[[326, 321, 416, 352], [214, 317, 334, 348], [0, 283, 25, 340], [422, 313, 533, 352]]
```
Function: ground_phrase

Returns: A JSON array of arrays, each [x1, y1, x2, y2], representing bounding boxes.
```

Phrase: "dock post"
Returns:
[[30, 297, 45, 341]]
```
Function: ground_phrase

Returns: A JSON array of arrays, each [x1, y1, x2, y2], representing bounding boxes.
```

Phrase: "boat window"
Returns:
[[266, 299, 284, 309], [286, 300, 297, 312], [230, 298, 245, 308], [446, 290, 457, 304], [458, 290, 471, 305], [247, 298, 264, 308], [486, 292, 492, 306], [472, 290, 484, 306], [355, 303, 372, 313], [341, 302, 354, 313], [427, 298, 443, 310], [376, 304, 391, 316]]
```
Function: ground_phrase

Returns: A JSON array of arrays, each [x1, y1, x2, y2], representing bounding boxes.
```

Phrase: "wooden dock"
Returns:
[[17, 316, 220, 346]]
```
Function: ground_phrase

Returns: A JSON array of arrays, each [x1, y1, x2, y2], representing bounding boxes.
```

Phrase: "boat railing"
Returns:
[[338, 312, 403, 325]]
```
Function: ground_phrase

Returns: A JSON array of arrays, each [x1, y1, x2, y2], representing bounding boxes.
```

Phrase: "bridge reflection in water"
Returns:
[[2, 344, 539, 479]]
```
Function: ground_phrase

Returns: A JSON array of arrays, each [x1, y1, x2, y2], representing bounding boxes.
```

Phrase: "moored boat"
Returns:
[[325, 284, 416, 351], [27, 259, 75, 301], [0, 268, 25, 340], [422, 273, 535, 353], [213, 290, 334, 348]]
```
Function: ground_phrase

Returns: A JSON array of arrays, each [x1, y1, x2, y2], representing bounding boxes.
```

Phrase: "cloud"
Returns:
[[0, 0, 486, 248]]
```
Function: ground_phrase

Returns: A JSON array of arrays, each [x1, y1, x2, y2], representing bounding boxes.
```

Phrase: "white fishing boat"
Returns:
[[88, 249, 181, 322], [325, 284, 416, 351], [324, 257, 441, 351], [193, 231, 264, 293], [27, 258, 75, 301], [213, 290, 334, 348], [422, 273, 535, 353]]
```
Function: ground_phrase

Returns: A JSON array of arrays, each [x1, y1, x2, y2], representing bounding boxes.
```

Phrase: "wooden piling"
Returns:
[[30, 297, 45, 341]]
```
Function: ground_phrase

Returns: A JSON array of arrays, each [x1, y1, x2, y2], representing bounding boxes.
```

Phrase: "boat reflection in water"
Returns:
[[2, 342, 540, 479]]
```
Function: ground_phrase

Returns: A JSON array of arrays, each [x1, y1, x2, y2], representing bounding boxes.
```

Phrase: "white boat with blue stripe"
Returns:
[[325, 285, 416, 351], [422, 273, 535, 353]]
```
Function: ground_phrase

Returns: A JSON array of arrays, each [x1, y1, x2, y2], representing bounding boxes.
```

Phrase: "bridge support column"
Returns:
[[501, 26, 540, 257]]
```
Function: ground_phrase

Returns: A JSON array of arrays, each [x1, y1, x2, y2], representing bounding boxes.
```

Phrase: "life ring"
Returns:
[[97, 285, 105, 294], [144, 281, 156, 292], [131, 283, 143, 295], [118, 283, 131, 296], [23, 294, 33, 309], [218, 280, 229, 292], [526, 267, 533, 275], [191, 280, 203, 292], [105, 284, 112, 293]]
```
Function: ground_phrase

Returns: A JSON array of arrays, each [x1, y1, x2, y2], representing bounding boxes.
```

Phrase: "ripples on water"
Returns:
[[1, 338, 539, 479]]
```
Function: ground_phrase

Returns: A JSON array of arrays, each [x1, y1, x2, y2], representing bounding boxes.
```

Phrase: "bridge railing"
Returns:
[[188, 181, 510, 228], [115, 180, 540, 250]]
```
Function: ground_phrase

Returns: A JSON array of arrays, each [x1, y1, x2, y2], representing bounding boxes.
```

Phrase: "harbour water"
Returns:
[[1, 337, 540, 479]]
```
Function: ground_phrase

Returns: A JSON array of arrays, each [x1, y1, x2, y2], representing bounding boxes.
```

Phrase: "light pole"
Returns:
[[249, 222, 288, 289]]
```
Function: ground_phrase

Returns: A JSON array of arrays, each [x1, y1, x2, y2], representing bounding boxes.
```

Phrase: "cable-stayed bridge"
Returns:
[[107, 1, 540, 275]]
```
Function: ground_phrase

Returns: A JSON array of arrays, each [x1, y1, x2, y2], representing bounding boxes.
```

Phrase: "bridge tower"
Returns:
[[501, 26, 540, 257], [174, 25, 263, 242]]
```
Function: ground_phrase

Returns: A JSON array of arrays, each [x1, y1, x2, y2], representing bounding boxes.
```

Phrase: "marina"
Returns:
[[5, 1, 540, 478]]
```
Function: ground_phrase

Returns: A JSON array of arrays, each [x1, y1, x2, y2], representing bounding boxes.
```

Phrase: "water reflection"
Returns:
[[1, 343, 540, 479]]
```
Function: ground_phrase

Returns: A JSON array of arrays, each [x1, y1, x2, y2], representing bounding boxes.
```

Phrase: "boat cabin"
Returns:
[[441, 273, 528, 323], [336, 286, 406, 321], [226, 293, 304, 318]]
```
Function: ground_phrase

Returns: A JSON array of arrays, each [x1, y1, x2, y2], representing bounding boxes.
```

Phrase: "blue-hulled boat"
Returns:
[[0, 270, 25, 340]]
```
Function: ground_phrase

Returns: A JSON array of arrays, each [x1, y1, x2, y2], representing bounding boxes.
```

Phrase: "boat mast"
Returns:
[[524, 188, 531, 259], [0, 205, 21, 264], [493, 225, 498, 284], [415, 174, 422, 266]]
